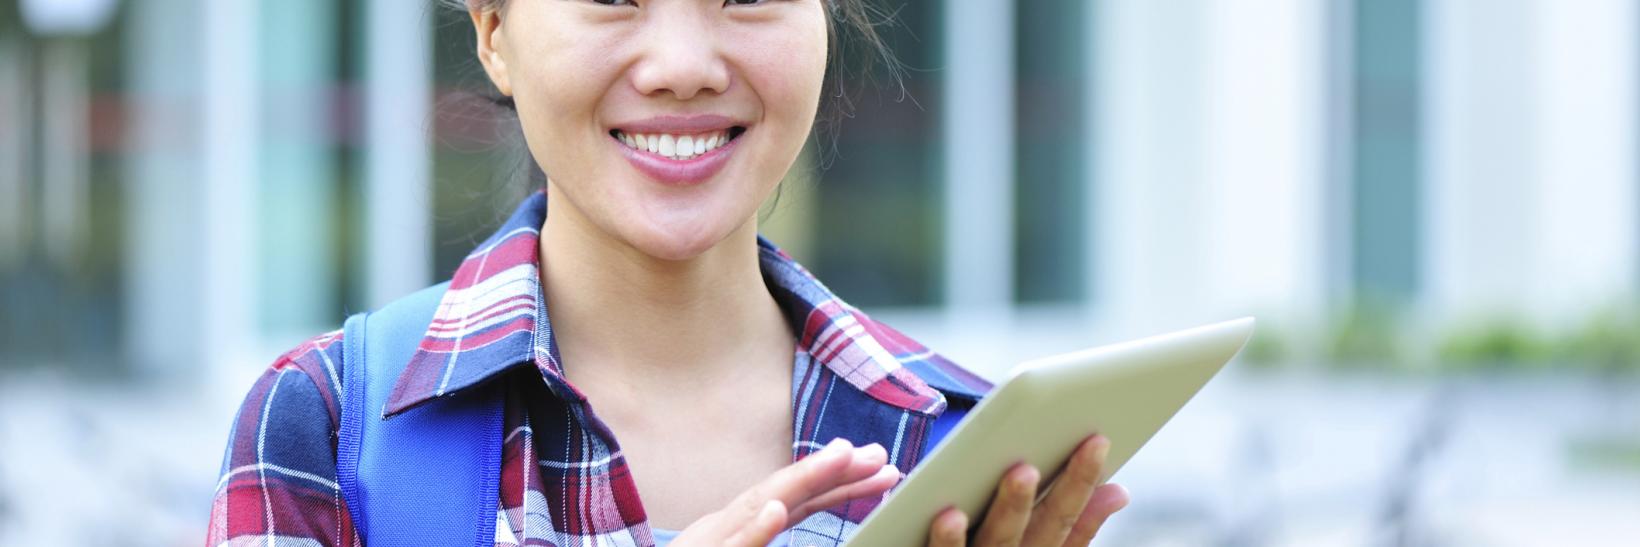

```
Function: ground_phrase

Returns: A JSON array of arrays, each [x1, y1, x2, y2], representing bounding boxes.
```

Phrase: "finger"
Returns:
[[1021, 435, 1109, 546], [729, 439, 889, 526], [836, 442, 891, 482], [1061, 484, 1129, 547], [926, 507, 969, 547], [786, 463, 902, 523], [971, 463, 1039, 546], [723, 499, 788, 547], [728, 439, 855, 517]]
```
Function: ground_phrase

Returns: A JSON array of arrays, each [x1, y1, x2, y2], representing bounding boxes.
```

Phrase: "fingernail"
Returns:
[[1011, 465, 1040, 492], [823, 437, 851, 454], [855, 442, 885, 457]]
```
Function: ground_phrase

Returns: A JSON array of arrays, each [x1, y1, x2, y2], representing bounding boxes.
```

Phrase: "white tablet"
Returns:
[[846, 317, 1255, 546]]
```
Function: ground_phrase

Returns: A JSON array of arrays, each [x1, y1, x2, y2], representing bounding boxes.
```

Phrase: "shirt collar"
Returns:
[[383, 191, 967, 417]]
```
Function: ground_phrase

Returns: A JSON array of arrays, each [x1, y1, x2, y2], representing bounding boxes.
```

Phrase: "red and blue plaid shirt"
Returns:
[[207, 190, 992, 546]]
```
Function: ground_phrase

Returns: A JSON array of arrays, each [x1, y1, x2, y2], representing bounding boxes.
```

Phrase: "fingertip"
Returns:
[[939, 507, 969, 536], [806, 438, 855, 470], [1066, 484, 1125, 545], [1097, 483, 1130, 512], [868, 464, 903, 491], [842, 443, 888, 474], [1087, 434, 1112, 460], [995, 463, 1038, 500], [926, 507, 968, 546], [850, 465, 901, 500], [861, 461, 895, 478], [1013, 463, 1041, 486]]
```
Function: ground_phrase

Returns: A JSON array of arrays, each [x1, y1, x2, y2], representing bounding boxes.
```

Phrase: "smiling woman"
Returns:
[[205, 1, 1123, 546]]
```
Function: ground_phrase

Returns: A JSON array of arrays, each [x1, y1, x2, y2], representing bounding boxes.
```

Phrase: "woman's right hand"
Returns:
[[670, 438, 902, 547], [924, 435, 1130, 547]]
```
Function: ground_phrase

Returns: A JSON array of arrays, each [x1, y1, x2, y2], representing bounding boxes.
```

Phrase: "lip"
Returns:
[[609, 115, 747, 186], [612, 114, 744, 134], [612, 131, 742, 186]]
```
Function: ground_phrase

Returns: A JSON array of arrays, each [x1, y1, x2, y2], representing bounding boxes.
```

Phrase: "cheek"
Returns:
[[731, 15, 828, 184], [508, 23, 625, 172], [740, 21, 828, 125]]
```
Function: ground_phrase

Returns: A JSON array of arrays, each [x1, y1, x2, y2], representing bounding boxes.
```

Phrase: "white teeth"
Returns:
[[657, 134, 675, 157], [615, 129, 734, 160], [677, 135, 694, 158]]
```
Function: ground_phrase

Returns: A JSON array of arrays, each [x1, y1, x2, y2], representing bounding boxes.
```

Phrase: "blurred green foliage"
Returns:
[[1567, 434, 1640, 473], [1324, 297, 1410, 368], [1436, 305, 1640, 373], [1436, 318, 1554, 370], [1558, 307, 1640, 373], [1239, 320, 1292, 369], [1239, 297, 1640, 375]]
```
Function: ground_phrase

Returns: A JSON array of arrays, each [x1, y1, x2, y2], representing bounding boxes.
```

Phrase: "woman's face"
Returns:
[[475, 0, 829, 261]]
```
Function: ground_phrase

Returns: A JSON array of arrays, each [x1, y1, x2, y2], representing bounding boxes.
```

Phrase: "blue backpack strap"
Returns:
[[901, 354, 989, 460], [337, 282, 504, 547], [921, 403, 971, 459]]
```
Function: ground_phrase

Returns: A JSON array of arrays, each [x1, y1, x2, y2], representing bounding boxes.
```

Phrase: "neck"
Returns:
[[538, 185, 791, 385]]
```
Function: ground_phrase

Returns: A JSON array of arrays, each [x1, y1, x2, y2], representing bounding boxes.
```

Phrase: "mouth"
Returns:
[[607, 124, 749, 185], [608, 126, 748, 161]]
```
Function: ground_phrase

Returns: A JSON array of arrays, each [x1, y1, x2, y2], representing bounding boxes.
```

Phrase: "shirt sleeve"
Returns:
[[206, 329, 362, 547]]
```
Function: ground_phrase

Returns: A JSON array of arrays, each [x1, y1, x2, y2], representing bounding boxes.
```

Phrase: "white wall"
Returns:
[[1426, 0, 1638, 323], [1093, 0, 1328, 340], [363, 0, 435, 310], [1093, 0, 1213, 338], [1528, 0, 1638, 318]]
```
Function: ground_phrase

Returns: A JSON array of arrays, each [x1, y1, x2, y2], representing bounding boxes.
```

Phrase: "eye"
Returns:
[[590, 0, 636, 5], [724, 0, 765, 5]]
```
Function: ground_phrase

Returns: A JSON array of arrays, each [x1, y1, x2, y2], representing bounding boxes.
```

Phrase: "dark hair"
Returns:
[[440, 0, 905, 173]]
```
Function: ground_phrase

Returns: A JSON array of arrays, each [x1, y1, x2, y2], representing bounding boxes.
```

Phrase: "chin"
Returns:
[[620, 217, 740, 263], [608, 187, 761, 262]]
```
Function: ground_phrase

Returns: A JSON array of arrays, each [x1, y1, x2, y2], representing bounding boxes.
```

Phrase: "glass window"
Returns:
[[809, 1, 947, 308], [1014, 0, 1091, 305], [0, 7, 128, 370], [1351, 0, 1424, 301]]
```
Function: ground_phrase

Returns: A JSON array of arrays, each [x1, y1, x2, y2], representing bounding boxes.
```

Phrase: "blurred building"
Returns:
[[0, 0, 1636, 383], [3, 1, 1640, 545]]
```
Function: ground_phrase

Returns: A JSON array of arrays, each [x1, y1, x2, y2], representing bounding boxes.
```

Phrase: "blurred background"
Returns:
[[2, 0, 1638, 545]]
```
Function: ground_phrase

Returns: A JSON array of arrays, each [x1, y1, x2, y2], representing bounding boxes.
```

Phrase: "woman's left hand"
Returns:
[[925, 435, 1130, 547]]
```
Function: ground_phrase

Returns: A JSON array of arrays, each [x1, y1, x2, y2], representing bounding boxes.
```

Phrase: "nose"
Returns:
[[627, 7, 731, 101]]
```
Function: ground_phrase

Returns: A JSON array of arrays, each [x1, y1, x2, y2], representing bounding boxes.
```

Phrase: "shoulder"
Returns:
[[218, 330, 348, 475], [849, 310, 994, 406], [240, 329, 348, 433], [210, 329, 357, 545]]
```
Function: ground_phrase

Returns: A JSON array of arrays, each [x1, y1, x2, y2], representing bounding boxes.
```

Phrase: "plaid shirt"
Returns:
[[208, 190, 992, 546]]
